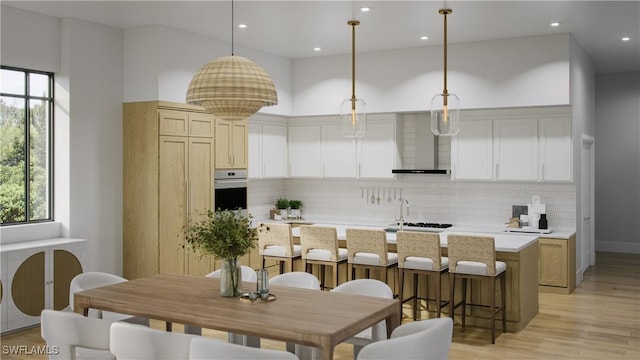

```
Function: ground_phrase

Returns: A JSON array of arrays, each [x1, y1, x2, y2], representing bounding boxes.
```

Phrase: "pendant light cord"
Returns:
[[443, 11, 447, 95], [348, 20, 360, 108], [231, 0, 234, 56]]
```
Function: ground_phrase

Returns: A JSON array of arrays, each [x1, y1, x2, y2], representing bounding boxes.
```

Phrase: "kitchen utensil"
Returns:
[[366, 188, 369, 204], [387, 188, 392, 203], [377, 189, 380, 204], [399, 189, 403, 202], [394, 189, 397, 200], [371, 189, 375, 204], [361, 187, 364, 198]]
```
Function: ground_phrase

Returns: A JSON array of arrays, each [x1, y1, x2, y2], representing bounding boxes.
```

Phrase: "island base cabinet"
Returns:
[[538, 234, 576, 294]]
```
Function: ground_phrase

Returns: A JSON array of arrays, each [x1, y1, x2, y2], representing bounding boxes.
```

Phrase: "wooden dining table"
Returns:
[[73, 273, 400, 360]]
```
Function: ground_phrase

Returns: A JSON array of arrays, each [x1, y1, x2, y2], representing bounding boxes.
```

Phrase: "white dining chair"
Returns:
[[69, 272, 149, 326], [357, 317, 453, 360], [331, 279, 394, 358], [110, 322, 198, 360], [40, 309, 115, 360], [190, 336, 299, 359], [269, 271, 322, 359], [206, 265, 258, 282]]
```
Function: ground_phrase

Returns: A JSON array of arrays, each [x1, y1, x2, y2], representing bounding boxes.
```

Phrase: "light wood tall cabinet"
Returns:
[[124, 101, 216, 280], [215, 119, 248, 169]]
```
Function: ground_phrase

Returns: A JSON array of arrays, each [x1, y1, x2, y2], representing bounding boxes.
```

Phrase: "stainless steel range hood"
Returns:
[[392, 113, 449, 175]]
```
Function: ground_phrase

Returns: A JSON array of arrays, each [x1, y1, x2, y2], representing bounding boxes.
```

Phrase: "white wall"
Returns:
[[595, 73, 640, 254], [292, 34, 570, 116], [569, 35, 596, 277], [123, 25, 293, 116]]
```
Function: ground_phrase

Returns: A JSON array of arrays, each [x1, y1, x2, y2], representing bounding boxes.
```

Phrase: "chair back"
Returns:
[[346, 229, 389, 265], [190, 337, 299, 359], [357, 317, 453, 360], [269, 271, 321, 290], [396, 231, 444, 270], [332, 279, 393, 342], [447, 235, 498, 275], [110, 322, 197, 360], [299, 225, 340, 261], [206, 265, 258, 282], [257, 222, 295, 256], [40, 309, 114, 360], [69, 272, 128, 317]]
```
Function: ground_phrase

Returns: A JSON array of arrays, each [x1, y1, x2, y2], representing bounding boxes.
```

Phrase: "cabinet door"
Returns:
[[231, 121, 248, 169], [539, 238, 568, 287], [248, 123, 262, 178], [188, 112, 214, 138], [262, 124, 288, 178], [451, 120, 493, 180], [215, 120, 232, 169], [539, 118, 572, 181], [288, 125, 322, 177], [359, 122, 397, 178], [159, 136, 188, 275], [187, 137, 216, 275], [52, 246, 84, 311], [7, 248, 46, 330], [159, 110, 189, 136], [323, 124, 357, 178], [493, 118, 538, 180]]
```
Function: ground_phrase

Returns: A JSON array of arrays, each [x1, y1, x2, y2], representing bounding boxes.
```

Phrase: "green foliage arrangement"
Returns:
[[288, 199, 303, 210], [184, 208, 258, 260], [275, 197, 289, 209]]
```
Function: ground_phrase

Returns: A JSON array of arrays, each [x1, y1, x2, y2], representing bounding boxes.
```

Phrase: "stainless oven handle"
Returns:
[[214, 179, 248, 189]]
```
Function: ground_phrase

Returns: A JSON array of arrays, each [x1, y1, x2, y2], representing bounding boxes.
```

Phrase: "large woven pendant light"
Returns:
[[186, 1, 277, 121], [340, 20, 366, 138], [430, 8, 460, 136]]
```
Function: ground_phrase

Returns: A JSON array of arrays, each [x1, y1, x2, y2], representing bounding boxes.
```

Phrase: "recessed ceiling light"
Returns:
[[313, 47, 322, 52], [550, 22, 561, 27], [359, 7, 371, 12], [621, 36, 631, 42], [237, 24, 247, 29], [420, 36, 429, 41]]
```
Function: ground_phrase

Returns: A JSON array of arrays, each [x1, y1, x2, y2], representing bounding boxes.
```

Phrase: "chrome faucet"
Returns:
[[396, 199, 410, 231]]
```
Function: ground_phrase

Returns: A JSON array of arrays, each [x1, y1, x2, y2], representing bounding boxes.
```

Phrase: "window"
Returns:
[[0, 66, 54, 225]]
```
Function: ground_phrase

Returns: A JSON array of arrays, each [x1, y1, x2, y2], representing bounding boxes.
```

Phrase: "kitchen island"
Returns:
[[288, 223, 539, 332]]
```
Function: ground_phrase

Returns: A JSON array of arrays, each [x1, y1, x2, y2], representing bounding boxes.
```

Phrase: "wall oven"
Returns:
[[214, 169, 248, 213]]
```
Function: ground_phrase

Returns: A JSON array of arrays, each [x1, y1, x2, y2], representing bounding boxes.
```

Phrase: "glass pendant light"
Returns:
[[431, 8, 460, 136], [340, 20, 366, 138]]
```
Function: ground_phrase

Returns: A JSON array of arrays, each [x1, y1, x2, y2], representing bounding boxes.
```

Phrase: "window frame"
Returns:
[[0, 65, 54, 226]]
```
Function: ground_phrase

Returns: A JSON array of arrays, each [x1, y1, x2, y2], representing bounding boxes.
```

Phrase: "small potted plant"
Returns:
[[288, 199, 303, 219], [274, 197, 289, 220], [184, 208, 258, 297]]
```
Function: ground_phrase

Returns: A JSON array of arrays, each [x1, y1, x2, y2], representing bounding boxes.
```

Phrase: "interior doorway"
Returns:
[[581, 136, 595, 278]]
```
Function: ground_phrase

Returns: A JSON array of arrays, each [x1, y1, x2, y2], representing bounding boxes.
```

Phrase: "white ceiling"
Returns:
[[5, 1, 640, 73]]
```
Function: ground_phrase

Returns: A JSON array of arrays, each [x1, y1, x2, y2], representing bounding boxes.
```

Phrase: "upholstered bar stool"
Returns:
[[299, 225, 348, 290], [346, 228, 398, 289], [396, 231, 449, 320], [257, 222, 302, 274], [447, 234, 507, 344]]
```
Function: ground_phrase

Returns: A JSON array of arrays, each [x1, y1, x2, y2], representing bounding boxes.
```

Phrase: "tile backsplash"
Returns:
[[249, 177, 576, 230]]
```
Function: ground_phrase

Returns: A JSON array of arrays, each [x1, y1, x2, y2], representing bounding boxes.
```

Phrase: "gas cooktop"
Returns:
[[403, 222, 453, 229]]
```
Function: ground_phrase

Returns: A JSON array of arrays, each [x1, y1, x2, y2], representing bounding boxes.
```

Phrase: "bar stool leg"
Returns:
[[412, 273, 419, 320], [332, 263, 339, 290], [501, 272, 507, 333], [435, 271, 442, 318], [461, 278, 468, 329], [490, 276, 496, 344], [398, 267, 405, 305], [449, 274, 455, 323]]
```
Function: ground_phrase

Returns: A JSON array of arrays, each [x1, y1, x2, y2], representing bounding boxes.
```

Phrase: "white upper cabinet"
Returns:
[[539, 117, 572, 181], [322, 124, 357, 178], [288, 124, 323, 177], [248, 118, 288, 179], [286, 114, 401, 179], [451, 119, 493, 180], [451, 107, 572, 182], [358, 118, 401, 178], [493, 118, 538, 181]]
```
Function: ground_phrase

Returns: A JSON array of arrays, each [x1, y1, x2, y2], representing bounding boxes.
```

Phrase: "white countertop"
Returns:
[[289, 223, 541, 253]]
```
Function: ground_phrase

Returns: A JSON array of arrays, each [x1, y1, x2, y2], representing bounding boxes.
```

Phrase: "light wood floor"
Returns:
[[2, 252, 638, 359]]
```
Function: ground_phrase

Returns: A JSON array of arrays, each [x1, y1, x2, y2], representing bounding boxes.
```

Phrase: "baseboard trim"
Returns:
[[595, 241, 640, 254]]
